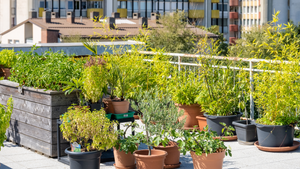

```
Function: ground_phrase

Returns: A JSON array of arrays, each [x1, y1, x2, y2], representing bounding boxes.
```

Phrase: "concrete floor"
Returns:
[[0, 120, 300, 169]]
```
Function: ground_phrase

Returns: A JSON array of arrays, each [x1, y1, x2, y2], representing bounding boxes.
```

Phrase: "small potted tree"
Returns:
[[178, 128, 232, 169], [0, 49, 17, 79], [0, 97, 13, 150], [60, 106, 118, 169]]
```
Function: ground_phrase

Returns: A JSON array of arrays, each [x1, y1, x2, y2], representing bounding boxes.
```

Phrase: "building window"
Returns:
[[88, 1, 102, 8], [60, 1, 66, 9], [243, 6, 246, 13], [40, 1, 49, 8], [118, 1, 126, 9], [81, 2, 86, 9], [8, 40, 13, 44], [68, 1, 73, 9], [223, 4, 228, 11], [247, 19, 249, 25], [53, 0, 59, 9], [243, 19, 245, 25], [247, 7, 249, 13], [75, 1, 80, 9], [255, 6, 257, 13], [14, 40, 19, 44]]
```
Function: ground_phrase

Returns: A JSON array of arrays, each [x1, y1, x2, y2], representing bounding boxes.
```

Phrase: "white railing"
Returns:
[[128, 50, 297, 119]]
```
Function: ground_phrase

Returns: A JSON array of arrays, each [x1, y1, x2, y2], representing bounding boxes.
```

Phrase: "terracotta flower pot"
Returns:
[[103, 98, 115, 114], [113, 147, 136, 169], [196, 116, 207, 131], [134, 149, 168, 169], [153, 141, 181, 168], [190, 150, 225, 169], [112, 100, 130, 114], [176, 104, 203, 128], [1, 68, 11, 79]]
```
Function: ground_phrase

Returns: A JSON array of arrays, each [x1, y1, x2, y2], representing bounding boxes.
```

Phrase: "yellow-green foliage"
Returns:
[[0, 49, 17, 68], [60, 106, 117, 151], [0, 97, 13, 151], [254, 13, 300, 125]]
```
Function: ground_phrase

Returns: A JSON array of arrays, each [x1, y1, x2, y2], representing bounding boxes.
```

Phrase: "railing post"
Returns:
[[178, 55, 181, 72], [250, 61, 254, 119]]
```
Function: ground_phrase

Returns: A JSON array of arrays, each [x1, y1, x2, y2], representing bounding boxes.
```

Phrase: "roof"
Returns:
[[0, 18, 218, 38]]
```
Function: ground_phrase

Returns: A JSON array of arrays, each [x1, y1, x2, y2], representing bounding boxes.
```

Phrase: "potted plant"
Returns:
[[131, 90, 182, 169], [0, 49, 17, 79], [178, 128, 232, 169], [169, 71, 204, 129], [83, 56, 107, 111], [0, 97, 13, 150], [60, 106, 118, 169], [113, 123, 144, 169], [62, 78, 87, 108]]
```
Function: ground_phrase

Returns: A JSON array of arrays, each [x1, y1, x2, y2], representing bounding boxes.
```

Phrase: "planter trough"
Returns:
[[233, 120, 257, 145]]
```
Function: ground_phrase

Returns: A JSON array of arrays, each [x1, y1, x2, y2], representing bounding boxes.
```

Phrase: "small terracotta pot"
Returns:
[[1, 68, 11, 79], [196, 116, 207, 131], [134, 149, 168, 169], [190, 150, 225, 169], [153, 142, 181, 168], [112, 100, 130, 114], [176, 104, 203, 128], [113, 147, 136, 169], [103, 98, 115, 114]]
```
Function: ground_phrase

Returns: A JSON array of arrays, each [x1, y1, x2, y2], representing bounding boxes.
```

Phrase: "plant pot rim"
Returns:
[[196, 115, 206, 120], [232, 120, 256, 127], [254, 122, 295, 128], [153, 141, 178, 149], [133, 149, 168, 157], [204, 112, 243, 118], [65, 147, 102, 155], [175, 103, 200, 107], [190, 149, 226, 155]]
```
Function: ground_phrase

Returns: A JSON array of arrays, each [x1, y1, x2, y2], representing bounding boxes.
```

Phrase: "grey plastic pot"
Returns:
[[204, 112, 243, 136], [256, 123, 294, 147], [232, 120, 257, 144], [65, 148, 102, 169]]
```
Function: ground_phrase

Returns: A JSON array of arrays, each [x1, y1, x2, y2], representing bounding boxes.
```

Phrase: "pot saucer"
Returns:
[[254, 141, 300, 152], [113, 163, 136, 169], [213, 135, 237, 141], [164, 162, 181, 169]]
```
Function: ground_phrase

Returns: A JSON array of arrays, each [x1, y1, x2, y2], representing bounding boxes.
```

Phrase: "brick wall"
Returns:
[[41, 29, 59, 43]]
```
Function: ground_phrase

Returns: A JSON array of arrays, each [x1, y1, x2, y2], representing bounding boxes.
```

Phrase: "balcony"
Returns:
[[229, 37, 237, 44], [230, 0, 239, 6], [117, 8, 127, 18], [211, 10, 219, 19], [189, 0, 205, 2], [229, 24, 238, 32], [189, 10, 204, 18], [229, 12, 238, 19], [211, 0, 220, 3]]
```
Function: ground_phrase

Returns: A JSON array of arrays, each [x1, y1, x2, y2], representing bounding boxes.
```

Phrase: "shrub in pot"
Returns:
[[178, 128, 232, 169], [131, 90, 183, 169], [252, 15, 300, 148], [0, 49, 17, 79], [60, 106, 118, 169], [169, 71, 204, 129], [0, 97, 13, 150]]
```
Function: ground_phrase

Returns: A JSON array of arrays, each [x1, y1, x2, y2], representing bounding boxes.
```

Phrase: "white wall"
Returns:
[[16, 0, 30, 24], [273, 0, 288, 25], [32, 24, 42, 44], [290, 0, 300, 25], [0, 0, 12, 42], [2, 25, 25, 44]]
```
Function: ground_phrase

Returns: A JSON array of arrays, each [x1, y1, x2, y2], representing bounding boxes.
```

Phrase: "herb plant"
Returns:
[[10, 47, 85, 91], [0, 97, 13, 151], [0, 49, 18, 68], [60, 106, 118, 151]]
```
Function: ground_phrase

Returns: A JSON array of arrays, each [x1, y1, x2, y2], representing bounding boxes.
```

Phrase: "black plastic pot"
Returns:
[[65, 148, 102, 169], [89, 103, 102, 111], [233, 120, 257, 144], [256, 123, 294, 147], [204, 112, 243, 136]]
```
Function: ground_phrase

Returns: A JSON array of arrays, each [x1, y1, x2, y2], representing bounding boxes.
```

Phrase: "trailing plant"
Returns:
[[83, 56, 107, 103], [0, 49, 18, 68], [131, 89, 185, 155], [10, 46, 85, 91], [60, 105, 118, 151], [178, 127, 232, 157], [0, 96, 13, 151]]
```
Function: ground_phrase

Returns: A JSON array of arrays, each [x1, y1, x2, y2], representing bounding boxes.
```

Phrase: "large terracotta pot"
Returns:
[[103, 98, 115, 114], [190, 150, 225, 169], [176, 104, 203, 129], [196, 116, 207, 131], [112, 100, 130, 114], [134, 149, 168, 169], [153, 141, 181, 168], [1, 68, 11, 79], [113, 147, 136, 169]]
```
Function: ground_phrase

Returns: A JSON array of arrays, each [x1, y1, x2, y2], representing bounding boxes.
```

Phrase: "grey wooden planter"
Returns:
[[0, 80, 78, 157]]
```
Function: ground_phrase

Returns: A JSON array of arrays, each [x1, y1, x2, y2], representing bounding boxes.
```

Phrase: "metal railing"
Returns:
[[128, 50, 296, 119]]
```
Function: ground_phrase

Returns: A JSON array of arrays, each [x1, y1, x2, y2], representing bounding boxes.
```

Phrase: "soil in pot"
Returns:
[[65, 147, 102, 169], [153, 141, 181, 168], [112, 100, 130, 114], [190, 150, 225, 169], [134, 149, 168, 169], [232, 120, 257, 144], [176, 104, 203, 128], [113, 147, 136, 169], [196, 116, 207, 131], [256, 123, 294, 147], [204, 112, 243, 136], [103, 98, 115, 114]]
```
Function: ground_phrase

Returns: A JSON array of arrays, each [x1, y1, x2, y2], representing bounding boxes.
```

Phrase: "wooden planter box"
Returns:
[[0, 80, 78, 157]]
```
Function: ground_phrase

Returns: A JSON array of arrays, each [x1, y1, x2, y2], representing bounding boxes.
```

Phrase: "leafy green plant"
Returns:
[[83, 56, 107, 103], [0, 49, 18, 68], [10, 46, 85, 91], [0, 97, 13, 151], [62, 78, 86, 106], [60, 105, 118, 151], [131, 89, 185, 155], [178, 127, 232, 157], [220, 122, 235, 137]]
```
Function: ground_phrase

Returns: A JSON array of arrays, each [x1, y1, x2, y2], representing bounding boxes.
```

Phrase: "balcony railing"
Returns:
[[229, 12, 238, 19], [229, 24, 238, 32], [230, 0, 239, 6]]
